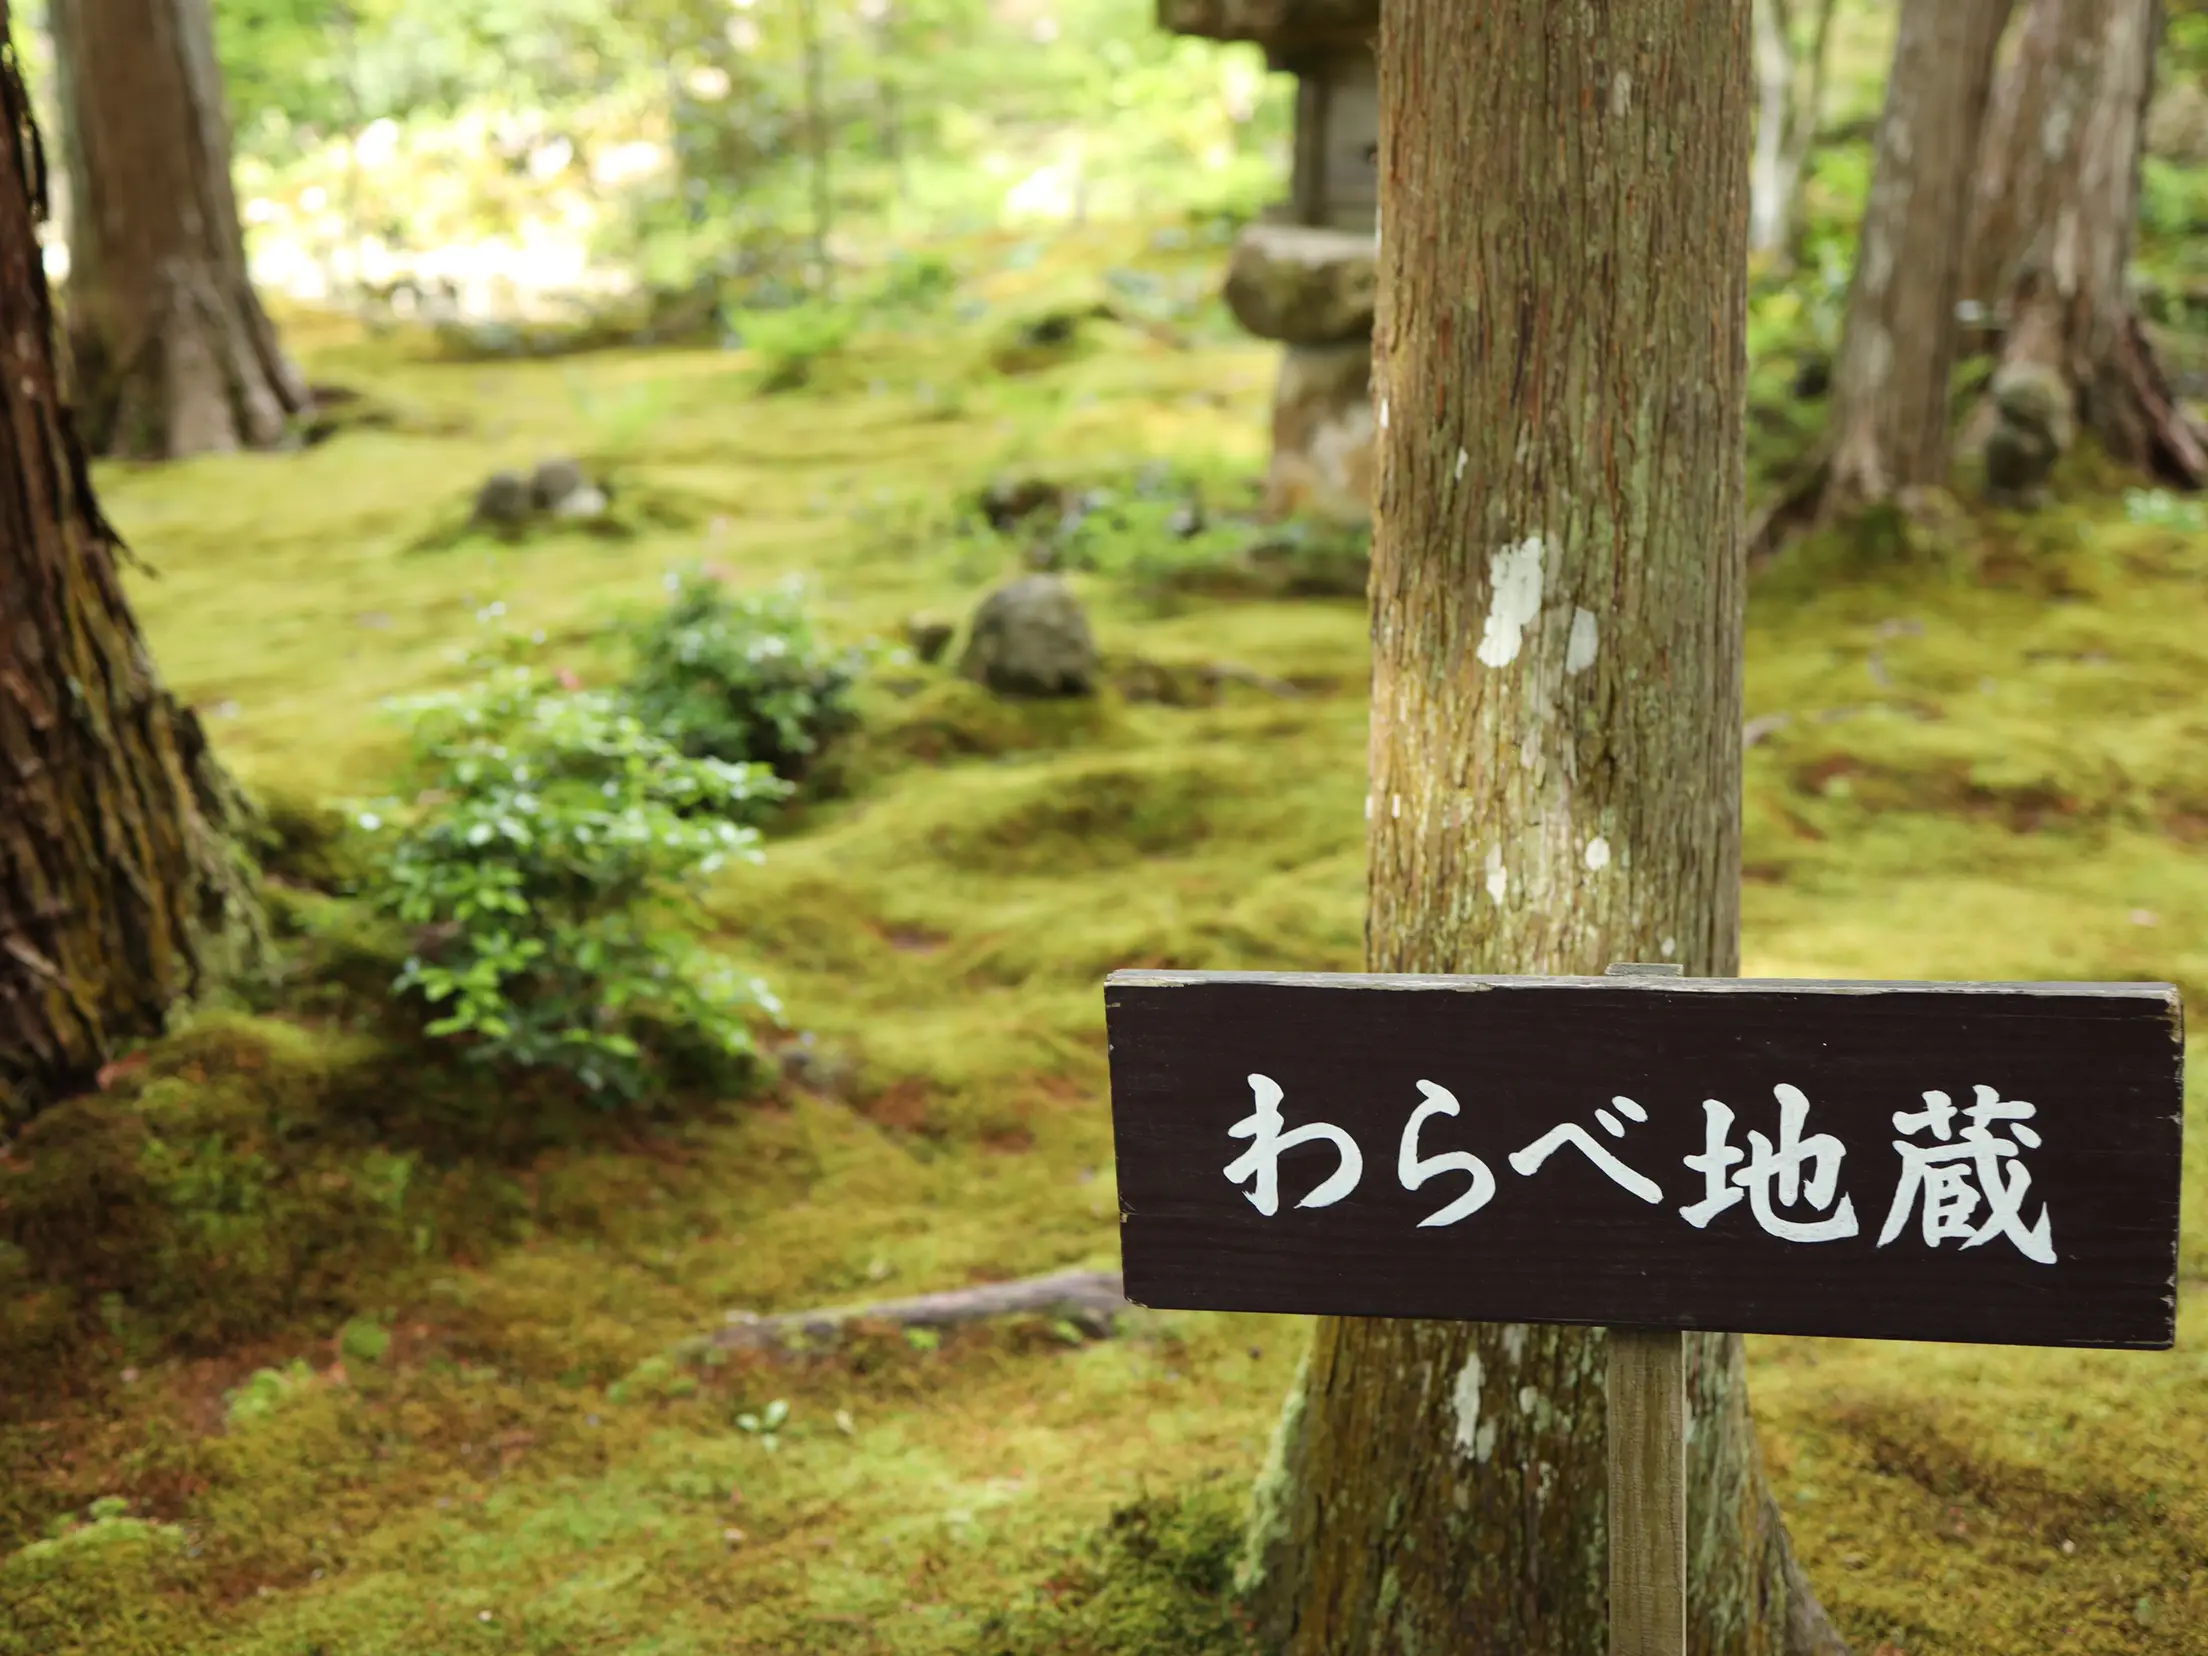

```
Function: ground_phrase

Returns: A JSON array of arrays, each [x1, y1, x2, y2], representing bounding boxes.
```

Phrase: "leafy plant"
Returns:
[[624, 570, 867, 789], [2125, 488, 2208, 532], [736, 1397, 790, 1451], [356, 665, 787, 1099]]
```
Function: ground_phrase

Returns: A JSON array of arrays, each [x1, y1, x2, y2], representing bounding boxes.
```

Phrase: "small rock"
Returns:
[[980, 474, 1063, 532], [905, 614, 956, 665], [552, 484, 610, 521], [472, 469, 532, 528], [530, 456, 590, 512], [958, 575, 1099, 699], [1980, 360, 2073, 511]]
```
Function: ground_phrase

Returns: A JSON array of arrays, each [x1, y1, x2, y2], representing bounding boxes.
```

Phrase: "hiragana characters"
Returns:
[[1507, 1097, 1663, 1205], [1396, 1080, 1497, 1227], [1678, 1083, 1859, 1242], [1224, 1073, 1363, 1216], [1876, 1085, 2055, 1264]]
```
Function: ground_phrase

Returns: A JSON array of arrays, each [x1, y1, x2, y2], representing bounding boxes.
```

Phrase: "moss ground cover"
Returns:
[[0, 218, 2202, 1653]]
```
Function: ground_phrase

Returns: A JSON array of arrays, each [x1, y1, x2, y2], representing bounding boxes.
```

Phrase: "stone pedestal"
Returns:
[[1225, 223, 1377, 524], [1163, 0, 1381, 521], [1266, 339, 1374, 524]]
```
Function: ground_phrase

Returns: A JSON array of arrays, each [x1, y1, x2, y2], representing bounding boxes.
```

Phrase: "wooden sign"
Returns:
[[1103, 970, 2187, 1350]]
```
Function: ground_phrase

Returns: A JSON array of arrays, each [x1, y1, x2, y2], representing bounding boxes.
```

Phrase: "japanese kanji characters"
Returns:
[[1877, 1085, 2056, 1264], [1222, 1073, 2057, 1264], [1680, 1083, 1860, 1242]]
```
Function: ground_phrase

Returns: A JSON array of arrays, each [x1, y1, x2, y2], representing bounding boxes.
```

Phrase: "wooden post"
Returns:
[[1605, 961, 1687, 1656]]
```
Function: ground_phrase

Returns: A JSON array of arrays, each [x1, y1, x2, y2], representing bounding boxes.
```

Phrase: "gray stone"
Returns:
[[958, 575, 1098, 698], [531, 456, 591, 511], [980, 474, 1064, 532], [1980, 360, 2073, 512], [1223, 224, 1376, 345], [472, 469, 533, 528], [552, 484, 611, 521], [905, 614, 956, 665], [1264, 339, 1375, 525]]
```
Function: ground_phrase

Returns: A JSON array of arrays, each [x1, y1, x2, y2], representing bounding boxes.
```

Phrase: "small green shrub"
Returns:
[[624, 570, 867, 790], [357, 666, 787, 1100]]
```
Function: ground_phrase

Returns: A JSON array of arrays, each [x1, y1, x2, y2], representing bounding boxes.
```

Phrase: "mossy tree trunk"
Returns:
[[1976, 0, 2207, 484], [1820, 0, 2014, 515], [47, 0, 310, 459], [1238, 2, 1848, 1653], [0, 17, 261, 1124]]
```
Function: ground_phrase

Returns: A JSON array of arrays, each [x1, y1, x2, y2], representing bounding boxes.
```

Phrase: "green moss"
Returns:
[[0, 209, 2202, 1656], [972, 1483, 1261, 1656]]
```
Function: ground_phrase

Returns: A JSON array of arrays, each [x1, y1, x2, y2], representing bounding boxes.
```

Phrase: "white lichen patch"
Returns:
[[1455, 447, 1468, 481], [1585, 836, 1611, 872], [1475, 536, 1546, 668], [1449, 1352, 1484, 1456], [1485, 846, 1509, 907], [1565, 607, 1599, 674]]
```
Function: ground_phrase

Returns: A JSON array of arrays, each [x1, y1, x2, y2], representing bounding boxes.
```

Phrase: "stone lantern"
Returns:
[[1162, 0, 1380, 524]]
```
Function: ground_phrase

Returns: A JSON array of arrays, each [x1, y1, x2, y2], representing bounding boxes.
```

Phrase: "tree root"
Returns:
[[716, 1268, 1130, 1353]]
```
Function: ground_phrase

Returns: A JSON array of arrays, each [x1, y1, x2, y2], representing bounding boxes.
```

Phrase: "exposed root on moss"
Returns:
[[716, 1267, 1129, 1353]]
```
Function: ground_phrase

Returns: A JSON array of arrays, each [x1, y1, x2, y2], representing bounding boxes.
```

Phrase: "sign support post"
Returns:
[[1604, 962, 1687, 1656]]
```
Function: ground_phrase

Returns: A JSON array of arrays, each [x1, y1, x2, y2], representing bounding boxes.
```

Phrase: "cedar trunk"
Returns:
[[0, 16, 260, 1123], [1239, 3, 1846, 1654], [47, 0, 309, 459], [1978, 0, 2206, 484], [1821, 0, 2013, 514]]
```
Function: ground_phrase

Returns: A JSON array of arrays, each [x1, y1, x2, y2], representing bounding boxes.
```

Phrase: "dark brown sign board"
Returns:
[[1103, 971, 2187, 1350]]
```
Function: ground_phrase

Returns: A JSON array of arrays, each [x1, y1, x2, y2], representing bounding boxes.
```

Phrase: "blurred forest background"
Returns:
[[0, 1, 2204, 1654]]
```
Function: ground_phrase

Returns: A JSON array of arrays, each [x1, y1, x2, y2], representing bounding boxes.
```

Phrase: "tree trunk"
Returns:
[[1980, 0, 2207, 484], [1240, 3, 1848, 1654], [1820, 0, 2014, 516], [0, 14, 263, 1125], [797, 0, 834, 300], [46, 0, 310, 459], [1749, 0, 1841, 269]]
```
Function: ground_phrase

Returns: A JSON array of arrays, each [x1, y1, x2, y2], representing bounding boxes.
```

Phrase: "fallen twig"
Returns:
[[716, 1269, 1130, 1353]]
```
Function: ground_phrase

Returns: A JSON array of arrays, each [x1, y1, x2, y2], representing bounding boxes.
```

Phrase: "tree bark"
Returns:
[[46, 0, 310, 459], [1978, 0, 2207, 485], [1749, 0, 1840, 269], [1240, 3, 1847, 1654], [1820, 0, 2014, 515], [0, 15, 262, 1125]]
